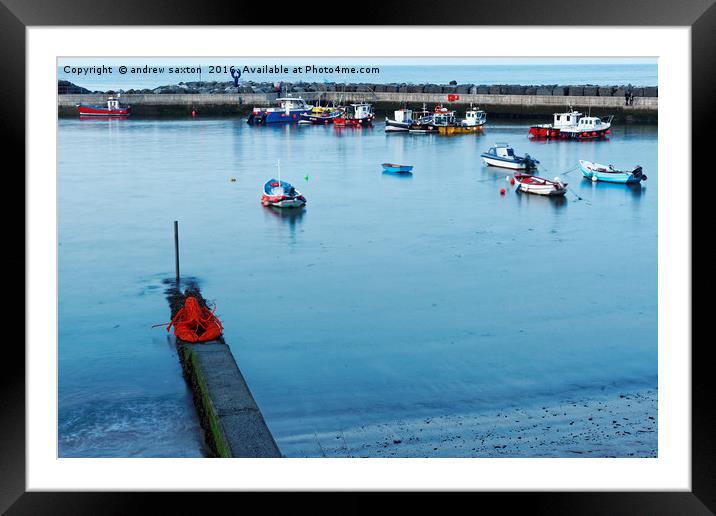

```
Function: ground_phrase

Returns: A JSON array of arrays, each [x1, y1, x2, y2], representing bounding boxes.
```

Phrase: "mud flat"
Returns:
[[277, 389, 657, 458]]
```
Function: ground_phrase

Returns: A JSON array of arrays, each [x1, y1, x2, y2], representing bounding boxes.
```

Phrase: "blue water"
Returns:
[[58, 61, 657, 91], [58, 117, 657, 457]]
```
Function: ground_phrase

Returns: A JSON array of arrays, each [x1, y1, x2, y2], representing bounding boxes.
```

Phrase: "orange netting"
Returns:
[[166, 295, 223, 343]]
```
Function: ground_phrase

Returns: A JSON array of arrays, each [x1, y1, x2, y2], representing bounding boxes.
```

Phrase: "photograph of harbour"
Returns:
[[57, 57, 657, 458]]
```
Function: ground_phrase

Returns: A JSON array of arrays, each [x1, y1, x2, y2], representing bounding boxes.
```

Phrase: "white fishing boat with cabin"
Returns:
[[385, 108, 413, 132], [528, 107, 612, 139]]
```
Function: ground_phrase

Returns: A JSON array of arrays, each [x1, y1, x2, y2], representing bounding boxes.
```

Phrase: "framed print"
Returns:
[[5, 0, 711, 511]]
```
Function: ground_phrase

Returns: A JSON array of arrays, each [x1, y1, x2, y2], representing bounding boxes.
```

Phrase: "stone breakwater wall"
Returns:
[[58, 79, 657, 98]]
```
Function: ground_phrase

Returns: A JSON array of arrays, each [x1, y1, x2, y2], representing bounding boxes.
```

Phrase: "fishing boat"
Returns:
[[77, 94, 131, 116], [578, 160, 647, 183], [462, 105, 487, 128], [481, 143, 539, 170], [381, 163, 413, 173], [407, 104, 438, 134], [408, 119, 439, 134], [299, 109, 342, 125], [432, 105, 484, 135], [247, 95, 313, 125], [334, 103, 375, 127], [385, 108, 413, 132], [514, 174, 568, 196], [528, 108, 613, 139]]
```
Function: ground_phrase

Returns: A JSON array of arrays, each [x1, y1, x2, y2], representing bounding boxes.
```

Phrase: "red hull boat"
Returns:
[[528, 108, 612, 139], [333, 102, 374, 127], [528, 126, 611, 139], [77, 95, 131, 117]]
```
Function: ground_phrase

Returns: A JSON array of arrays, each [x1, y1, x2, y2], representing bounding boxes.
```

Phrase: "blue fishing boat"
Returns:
[[381, 163, 413, 173], [578, 160, 647, 183], [247, 96, 313, 125]]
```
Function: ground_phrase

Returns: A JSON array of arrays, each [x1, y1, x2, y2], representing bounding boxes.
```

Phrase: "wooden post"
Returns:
[[174, 220, 180, 284]]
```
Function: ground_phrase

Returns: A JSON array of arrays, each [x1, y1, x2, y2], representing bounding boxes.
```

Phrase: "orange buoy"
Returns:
[[191, 110, 197, 117], [509, 177, 515, 185], [500, 188, 506, 195]]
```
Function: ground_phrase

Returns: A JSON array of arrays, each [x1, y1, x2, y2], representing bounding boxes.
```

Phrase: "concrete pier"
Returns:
[[167, 286, 281, 458]]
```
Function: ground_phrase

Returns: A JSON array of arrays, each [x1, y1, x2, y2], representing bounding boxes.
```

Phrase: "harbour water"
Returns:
[[58, 117, 657, 457]]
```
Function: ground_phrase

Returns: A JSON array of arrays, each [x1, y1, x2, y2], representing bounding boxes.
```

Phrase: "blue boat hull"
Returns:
[[248, 109, 312, 125], [381, 164, 413, 173], [578, 162, 644, 183]]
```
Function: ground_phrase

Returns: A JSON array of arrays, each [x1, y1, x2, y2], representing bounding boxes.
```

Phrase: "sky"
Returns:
[[59, 57, 656, 66]]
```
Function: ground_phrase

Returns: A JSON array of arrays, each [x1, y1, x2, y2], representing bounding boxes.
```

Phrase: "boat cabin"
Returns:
[[277, 96, 310, 112], [485, 143, 516, 158], [552, 110, 583, 127], [107, 96, 121, 110], [575, 116, 604, 129], [433, 110, 457, 126], [348, 103, 374, 119], [393, 108, 413, 123], [463, 108, 486, 127]]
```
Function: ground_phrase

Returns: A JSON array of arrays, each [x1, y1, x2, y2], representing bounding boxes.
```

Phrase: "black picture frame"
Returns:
[[5, 0, 710, 512]]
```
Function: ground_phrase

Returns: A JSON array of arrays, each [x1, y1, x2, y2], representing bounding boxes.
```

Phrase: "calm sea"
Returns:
[[58, 117, 657, 457], [58, 63, 657, 91]]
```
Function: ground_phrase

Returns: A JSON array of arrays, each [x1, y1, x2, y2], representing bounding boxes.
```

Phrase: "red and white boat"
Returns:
[[528, 109, 612, 139], [514, 173, 568, 196], [334, 103, 375, 127], [77, 95, 131, 116]]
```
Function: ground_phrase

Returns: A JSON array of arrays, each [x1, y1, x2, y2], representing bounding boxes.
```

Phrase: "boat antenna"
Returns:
[[277, 159, 281, 185]]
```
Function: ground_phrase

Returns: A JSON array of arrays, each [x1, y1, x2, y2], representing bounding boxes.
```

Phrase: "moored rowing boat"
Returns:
[[514, 173, 567, 196], [578, 160, 647, 183]]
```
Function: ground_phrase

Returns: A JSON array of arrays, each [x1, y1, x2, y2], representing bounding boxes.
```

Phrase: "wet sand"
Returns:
[[278, 389, 657, 458]]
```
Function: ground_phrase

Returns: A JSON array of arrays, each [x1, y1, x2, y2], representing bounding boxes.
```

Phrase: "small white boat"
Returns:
[[481, 143, 539, 170], [514, 173, 567, 196], [461, 105, 487, 127]]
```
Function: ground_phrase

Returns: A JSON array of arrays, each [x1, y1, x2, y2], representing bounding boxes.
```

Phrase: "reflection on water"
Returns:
[[382, 170, 413, 179], [263, 206, 306, 238], [583, 176, 649, 203], [59, 118, 657, 457], [514, 189, 569, 210]]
